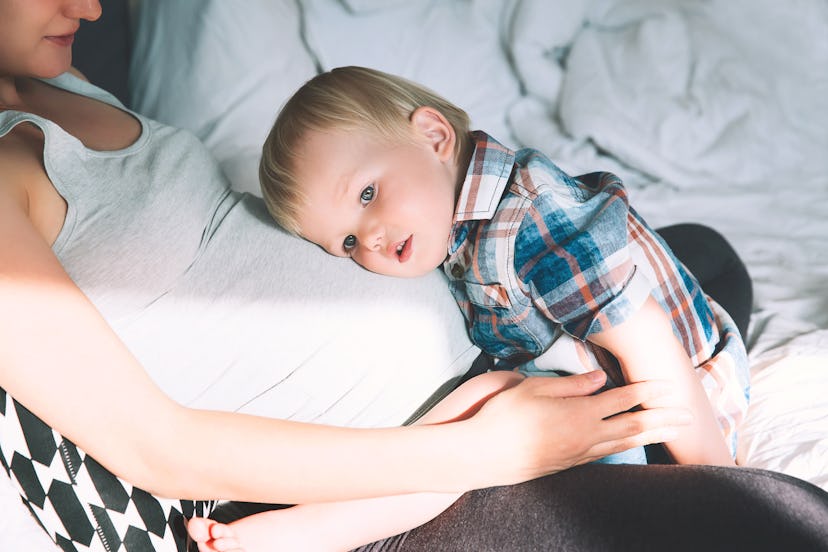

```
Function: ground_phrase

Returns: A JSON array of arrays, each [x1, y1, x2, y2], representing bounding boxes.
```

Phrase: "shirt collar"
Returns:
[[454, 131, 515, 223], [447, 131, 515, 257]]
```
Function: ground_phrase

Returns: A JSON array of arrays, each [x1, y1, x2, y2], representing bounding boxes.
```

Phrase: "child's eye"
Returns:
[[343, 234, 357, 252], [360, 184, 375, 205]]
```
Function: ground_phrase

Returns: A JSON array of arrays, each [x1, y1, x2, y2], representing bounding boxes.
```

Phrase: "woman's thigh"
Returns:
[[362, 464, 828, 551]]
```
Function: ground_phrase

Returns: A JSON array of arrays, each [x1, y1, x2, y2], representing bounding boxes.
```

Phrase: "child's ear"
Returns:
[[410, 106, 456, 162]]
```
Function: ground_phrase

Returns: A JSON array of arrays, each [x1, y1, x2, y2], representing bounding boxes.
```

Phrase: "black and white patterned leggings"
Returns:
[[0, 387, 214, 551]]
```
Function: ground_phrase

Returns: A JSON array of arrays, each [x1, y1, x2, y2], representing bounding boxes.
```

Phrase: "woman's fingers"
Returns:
[[467, 373, 696, 485], [587, 406, 693, 460], [580, 380, 693, 459], [516, 373, 687, 422], [520, 370, 608, 398], [591, 379, 683, 419], [521, 376, 693, 467]]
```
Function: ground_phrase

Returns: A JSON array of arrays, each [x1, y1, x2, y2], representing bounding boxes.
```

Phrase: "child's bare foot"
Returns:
[[187, 517, 243, 552]]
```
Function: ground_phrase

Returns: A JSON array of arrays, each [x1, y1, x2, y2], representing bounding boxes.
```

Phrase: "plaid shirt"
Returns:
[[444, 132, 749, 448]]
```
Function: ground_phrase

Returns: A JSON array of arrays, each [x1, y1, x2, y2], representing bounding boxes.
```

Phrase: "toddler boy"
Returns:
[[259, 66, 749, 466]]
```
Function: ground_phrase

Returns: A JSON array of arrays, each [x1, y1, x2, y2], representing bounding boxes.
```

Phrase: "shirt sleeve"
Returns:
[[515, 171, 652, 340]]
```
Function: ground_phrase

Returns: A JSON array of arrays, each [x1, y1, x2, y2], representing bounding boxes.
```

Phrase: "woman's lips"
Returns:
[[45, 34, 75, 47]]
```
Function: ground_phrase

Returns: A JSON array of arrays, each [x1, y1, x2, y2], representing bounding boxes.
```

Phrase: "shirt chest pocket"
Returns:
[[464, 282, 513, 310]]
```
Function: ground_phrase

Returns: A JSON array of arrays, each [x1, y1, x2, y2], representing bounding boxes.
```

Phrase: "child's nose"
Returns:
[[358, 224, 384, 252]]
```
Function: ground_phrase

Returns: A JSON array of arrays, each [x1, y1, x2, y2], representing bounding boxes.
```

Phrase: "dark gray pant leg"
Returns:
[[356, 465, 828, 552]]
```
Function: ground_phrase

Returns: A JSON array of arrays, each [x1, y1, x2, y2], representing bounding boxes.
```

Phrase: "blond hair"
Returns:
[[259, 66, 471, 235]]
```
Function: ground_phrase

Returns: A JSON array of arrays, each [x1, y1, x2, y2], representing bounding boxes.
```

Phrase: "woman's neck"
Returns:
[[0, 76, 27, 110]]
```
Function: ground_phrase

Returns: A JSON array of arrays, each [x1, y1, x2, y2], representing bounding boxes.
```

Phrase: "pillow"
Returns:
[[302, 0, 523, 148], [129, 0, 317, 194]]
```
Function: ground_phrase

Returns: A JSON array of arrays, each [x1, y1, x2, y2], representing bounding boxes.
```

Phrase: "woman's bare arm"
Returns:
[[189, 370, 694, 552], [190, 372, 528, 552], [0, 181, 693, 505]]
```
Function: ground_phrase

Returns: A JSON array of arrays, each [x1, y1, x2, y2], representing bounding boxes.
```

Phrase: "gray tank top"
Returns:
[[0, 75, 477, 427]]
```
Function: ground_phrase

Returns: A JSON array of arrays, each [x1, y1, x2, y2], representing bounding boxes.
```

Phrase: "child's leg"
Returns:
[[187, 371, 525, 552], [414, 369, 525, 423]]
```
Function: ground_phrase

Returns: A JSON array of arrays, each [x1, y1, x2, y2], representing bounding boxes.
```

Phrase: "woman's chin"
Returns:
[[32, 53, 74, 79]]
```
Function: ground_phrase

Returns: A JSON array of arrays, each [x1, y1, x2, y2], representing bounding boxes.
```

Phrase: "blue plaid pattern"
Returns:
[[444, 132, 749, 449]]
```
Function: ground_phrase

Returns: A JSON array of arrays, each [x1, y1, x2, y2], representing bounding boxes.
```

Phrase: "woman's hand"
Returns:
[[458, 371, 693, 488]]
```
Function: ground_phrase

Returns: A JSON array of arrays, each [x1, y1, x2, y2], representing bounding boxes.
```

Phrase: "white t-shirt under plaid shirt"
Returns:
[[443, 131, 749, 453]]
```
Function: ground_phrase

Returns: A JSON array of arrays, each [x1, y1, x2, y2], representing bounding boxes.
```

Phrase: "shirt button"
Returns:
[[451, 265, 465, 279]]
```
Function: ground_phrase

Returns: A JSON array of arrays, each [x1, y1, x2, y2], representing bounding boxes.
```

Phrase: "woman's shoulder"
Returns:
[[0, 122, 67, 245], [0, 121, 46, 184], [0, 125, 44, 224]]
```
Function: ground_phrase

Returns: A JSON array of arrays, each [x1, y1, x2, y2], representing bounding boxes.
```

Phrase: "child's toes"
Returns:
[[209, 536, 243, 552], [186, 517, 214, 542], [208, 522, 235, 540]]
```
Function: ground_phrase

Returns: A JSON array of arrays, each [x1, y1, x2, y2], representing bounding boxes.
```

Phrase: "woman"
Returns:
[[1, 2, 825, 551]]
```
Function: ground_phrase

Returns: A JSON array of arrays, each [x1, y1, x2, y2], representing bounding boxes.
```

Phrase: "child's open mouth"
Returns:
[[395, 235, 413, 263]]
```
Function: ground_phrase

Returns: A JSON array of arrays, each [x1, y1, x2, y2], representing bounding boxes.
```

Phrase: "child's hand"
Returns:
[[187, 517, 243, 552]]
